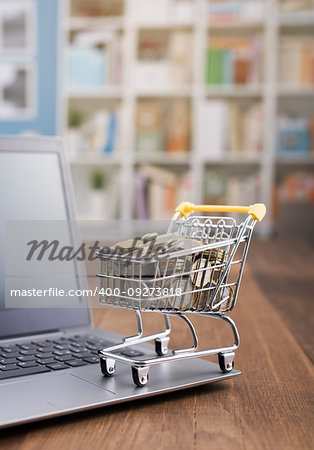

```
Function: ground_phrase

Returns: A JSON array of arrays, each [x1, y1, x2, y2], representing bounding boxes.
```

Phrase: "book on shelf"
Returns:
[[226, 175, 259, 221], [205, 36, 262, 85], [139, 165, 178, 221], [71, 0, 124, 17], [134, 171, 149, 220], [279, 173, 314, 203], [67, 107, 120, 156], [199, 100, 263, 158], [204, 171, 227, 204], [206, 0, 265, 23], [278, 116, 314, 156], [106, 173, 120, 219], [165, 100, 190, 152], [67, 47, 105, 88], [237, 102, 262, 155], [278, 37, 314, 86], [67, 30, 122, 88], [136, 30, 192, 88], [168, 31, 192, 85], [136, 101, 164, 153], [136, 100, 190, 153], [199, 100, 228, 158], [204, 171, 259, 221], [134, 165, 193, 220], [278, 0, 313, 12]]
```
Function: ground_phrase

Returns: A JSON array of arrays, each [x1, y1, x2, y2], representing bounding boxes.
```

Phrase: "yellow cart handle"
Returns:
[[175, 201, 266, 222]]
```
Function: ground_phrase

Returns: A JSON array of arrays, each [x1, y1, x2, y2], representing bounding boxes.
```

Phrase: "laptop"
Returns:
[[0, 136, 239, 429]]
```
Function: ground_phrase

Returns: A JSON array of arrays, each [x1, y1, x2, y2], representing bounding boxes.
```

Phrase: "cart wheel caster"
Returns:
[[218, 352, 235, 373], [155, 337, 170, 356], [100, 358, 116, 377], [132, 366, 149, 387]]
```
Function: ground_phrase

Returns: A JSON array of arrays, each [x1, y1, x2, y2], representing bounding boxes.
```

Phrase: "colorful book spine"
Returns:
[[103, 112, 117, 153], [278, 118, 310, 156], [206, 49, 224, 84], [134, 171, 149, 220], [278, 37, 314, 85], [222, 51, 233, 84], [205, 37, 260, 85], [134, 167, 193, 220]]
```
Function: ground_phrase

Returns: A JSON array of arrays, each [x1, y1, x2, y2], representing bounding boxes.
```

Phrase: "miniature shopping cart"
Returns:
[[96, 202, 266, 386]]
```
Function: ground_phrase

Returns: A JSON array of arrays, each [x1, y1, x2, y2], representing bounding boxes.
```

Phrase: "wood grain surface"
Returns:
[[249, 238, 314, 363], [0, 240, 313, 450]]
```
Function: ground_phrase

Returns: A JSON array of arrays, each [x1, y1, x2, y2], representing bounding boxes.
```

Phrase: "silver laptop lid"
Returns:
[[0, 136, 91, 338]]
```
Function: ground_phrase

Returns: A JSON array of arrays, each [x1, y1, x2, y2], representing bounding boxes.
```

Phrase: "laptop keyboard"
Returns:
[[0, 334, 143, 381]]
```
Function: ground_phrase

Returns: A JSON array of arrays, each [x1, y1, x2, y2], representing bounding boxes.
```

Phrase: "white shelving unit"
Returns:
[[61, 0, 314, 237]]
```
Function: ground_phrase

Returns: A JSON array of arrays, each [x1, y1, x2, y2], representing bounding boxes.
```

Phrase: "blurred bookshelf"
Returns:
[[61, 0, 314, 237]]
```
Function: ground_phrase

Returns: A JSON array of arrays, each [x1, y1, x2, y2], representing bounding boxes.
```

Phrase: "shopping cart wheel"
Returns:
[[132, 366, 149, 387], [100, 357, 116, 377], [155, 337, 170, 356], [218, 352, 235, 373]]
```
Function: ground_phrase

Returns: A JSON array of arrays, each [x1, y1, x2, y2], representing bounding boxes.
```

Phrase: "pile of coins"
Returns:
[[98, 233, 203, 309], [98, 232, 234, 312], [189, 248, 234, 311]]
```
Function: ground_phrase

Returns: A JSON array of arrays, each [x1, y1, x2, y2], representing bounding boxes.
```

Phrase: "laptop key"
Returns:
[[53, 350, 71, 356], [66, 360, 88, 367], [1, 346, 20, 353], [72, 352, 90, 358], [54, 354, 75, 362], [36, 352, 54, 359], [71, 347, 88, 353], [0, 364, 20, 371], [0, 365, 50, 380], [17, 344, 37, 350], [19, 349, 37, 356], [0, 358, 17, 365], [17, 355, 36, 362], [1, 352, 20, 359], [46, 363, 69, 370], [37, 347, 55, 353], [86, 344, 97, 350], [36, 358, 55, 365], [68, 342, 82, 348], [18, 361, 39, 368], [83, 356, 99, 364], [54, 344, 70, 350]]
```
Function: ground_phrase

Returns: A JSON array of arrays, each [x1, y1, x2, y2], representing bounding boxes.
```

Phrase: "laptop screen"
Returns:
[[0, 146, 90, 338]]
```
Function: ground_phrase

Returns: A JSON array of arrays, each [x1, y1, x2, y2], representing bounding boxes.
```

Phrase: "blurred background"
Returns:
[[0, 0, 313, 243]]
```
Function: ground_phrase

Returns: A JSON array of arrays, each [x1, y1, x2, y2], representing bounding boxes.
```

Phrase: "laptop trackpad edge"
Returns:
[[0, 373, 116, 426]]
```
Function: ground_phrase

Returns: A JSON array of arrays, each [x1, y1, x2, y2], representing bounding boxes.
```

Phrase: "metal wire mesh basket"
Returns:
[[96, 202, 266, 386]]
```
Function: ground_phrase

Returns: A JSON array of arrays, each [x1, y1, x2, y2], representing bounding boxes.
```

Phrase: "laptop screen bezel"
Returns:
[[0, 136, 91, 339]]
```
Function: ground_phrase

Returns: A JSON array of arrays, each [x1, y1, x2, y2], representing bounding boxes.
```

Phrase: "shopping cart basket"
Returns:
[[96, 202, 266, 386]]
